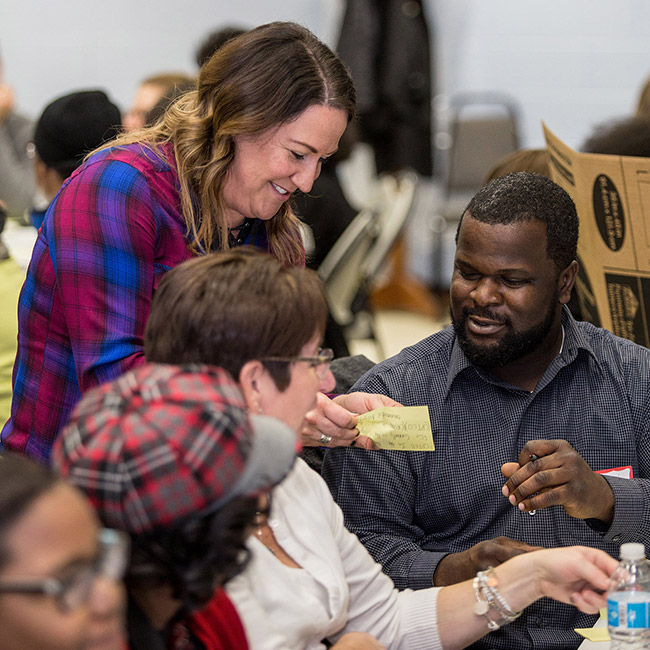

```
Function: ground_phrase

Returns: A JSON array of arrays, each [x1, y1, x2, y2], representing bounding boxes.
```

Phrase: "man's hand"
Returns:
[[300, 392, 401, 449], [433, 537, 542, 586], [501, 439, 615, 523]]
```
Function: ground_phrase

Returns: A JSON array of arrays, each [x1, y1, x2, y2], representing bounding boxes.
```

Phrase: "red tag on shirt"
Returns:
[[596, 465, 633, 479]]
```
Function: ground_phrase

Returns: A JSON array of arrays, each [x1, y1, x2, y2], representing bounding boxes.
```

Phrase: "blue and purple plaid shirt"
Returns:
[[1, 142, 269, 462]]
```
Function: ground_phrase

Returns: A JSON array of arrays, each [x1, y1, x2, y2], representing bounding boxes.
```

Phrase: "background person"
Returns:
[[1, 21, 356, 462], [0, 47, 36, 257], [0, 47, 35, 217], [142, 250, 617, 650], [144, 79, 196, 128], [483, 148, 550, 184], [121, 72, 196, 132], [30, 89, 121, 228], [581, 114, 650, 157], [0, 453, 127, 650]]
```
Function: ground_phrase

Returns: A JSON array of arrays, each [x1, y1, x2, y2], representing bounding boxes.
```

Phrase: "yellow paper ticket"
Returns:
[[356, 406, 434, 451], [575, 609, 609, 642], [573, 627, 610, 642]]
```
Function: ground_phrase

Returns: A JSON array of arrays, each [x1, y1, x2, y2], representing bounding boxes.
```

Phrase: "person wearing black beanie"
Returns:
[[33, 89, 121, 205]]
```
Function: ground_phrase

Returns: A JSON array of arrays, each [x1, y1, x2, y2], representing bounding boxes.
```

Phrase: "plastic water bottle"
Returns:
[[608, 543, 650, 649]]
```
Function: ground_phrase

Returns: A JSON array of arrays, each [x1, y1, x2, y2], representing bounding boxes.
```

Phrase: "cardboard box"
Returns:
[[544, 124, 650, 347]]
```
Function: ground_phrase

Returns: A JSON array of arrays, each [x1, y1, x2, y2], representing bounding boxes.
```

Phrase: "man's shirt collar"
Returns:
[[445, 306, 600, 394]]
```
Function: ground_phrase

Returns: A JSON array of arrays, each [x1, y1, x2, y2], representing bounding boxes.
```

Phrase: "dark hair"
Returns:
[[195, 26, 247, 68], [0, 454, 60, 569], [126, 496, 256, 612], [581, 116, 650, 158], [458, 172, 578, 271], [34, 90, 122, 180], [145, 250, 328, 390]]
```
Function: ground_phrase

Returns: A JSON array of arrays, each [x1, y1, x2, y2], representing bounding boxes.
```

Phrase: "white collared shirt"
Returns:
[[227, 459, 441, 650]]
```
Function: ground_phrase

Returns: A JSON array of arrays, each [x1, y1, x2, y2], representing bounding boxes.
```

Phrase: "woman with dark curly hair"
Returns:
[[2, 21, 355, 463], [55, 362, 299, 650]]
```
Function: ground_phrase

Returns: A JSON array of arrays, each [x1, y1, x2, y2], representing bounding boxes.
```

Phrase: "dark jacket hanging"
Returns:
[[337, 0, 434, 176]]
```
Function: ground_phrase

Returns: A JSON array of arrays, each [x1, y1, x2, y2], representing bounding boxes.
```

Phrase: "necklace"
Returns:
[[227, 218, 252, 248], [228, 221, 245, 232], [253, 494, 275, 555]]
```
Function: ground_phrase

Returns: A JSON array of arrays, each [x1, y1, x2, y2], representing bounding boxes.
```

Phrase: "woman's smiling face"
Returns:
[[221, 104, 348, 228]]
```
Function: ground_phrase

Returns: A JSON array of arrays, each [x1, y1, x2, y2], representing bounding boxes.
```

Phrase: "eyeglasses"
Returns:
[[0, 528, 129, 612], [262, 347, 334, 380]]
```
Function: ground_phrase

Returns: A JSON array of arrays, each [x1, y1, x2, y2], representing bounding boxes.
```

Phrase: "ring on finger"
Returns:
[[319, 433, 333, 445]]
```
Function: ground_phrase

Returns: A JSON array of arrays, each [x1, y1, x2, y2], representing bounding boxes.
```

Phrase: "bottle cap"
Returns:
[[620, 542, 646, 560]]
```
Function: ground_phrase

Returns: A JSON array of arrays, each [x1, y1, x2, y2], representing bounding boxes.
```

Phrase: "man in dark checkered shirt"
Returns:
[[323, 172, 650, 650]]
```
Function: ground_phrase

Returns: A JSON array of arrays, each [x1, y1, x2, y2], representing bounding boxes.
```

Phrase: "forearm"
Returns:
[[333, 489, 442, 650], [436, 547, 614, 650], [436, 562, 540, 650]]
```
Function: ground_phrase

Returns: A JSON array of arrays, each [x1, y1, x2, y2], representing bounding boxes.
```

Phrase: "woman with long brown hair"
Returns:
[[2, 22, 355, 463]]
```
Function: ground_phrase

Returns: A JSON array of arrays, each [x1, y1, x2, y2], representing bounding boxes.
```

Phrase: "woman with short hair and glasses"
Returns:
[[0, 453, 127, 650], [141, 250, 617, 650]]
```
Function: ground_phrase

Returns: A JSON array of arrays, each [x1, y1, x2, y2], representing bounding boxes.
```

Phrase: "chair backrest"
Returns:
[[430, 93, 521, 289], [362, 169, 419, 286], [317, 207, 378, 327], [444, 92, 521, 197]]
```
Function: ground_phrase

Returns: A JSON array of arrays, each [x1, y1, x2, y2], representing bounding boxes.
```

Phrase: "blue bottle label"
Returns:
[[608, 594, 650, 629]]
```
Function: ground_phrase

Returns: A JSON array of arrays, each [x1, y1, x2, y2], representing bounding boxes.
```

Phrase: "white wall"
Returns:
[[430, 0, 650, 149], [2, 0, 650, 151], [0, 0, 341, 117]]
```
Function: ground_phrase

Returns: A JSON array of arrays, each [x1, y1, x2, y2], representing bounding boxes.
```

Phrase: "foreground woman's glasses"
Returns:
[[262, 347, 334, 380], [0, 528, 129, 612]]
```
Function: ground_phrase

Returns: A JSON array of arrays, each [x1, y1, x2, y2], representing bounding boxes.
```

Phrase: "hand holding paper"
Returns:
[[356, 406, 434, 451]]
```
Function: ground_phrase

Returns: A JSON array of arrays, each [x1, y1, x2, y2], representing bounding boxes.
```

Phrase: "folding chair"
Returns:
[[431, 92, 521, 288], [317, 206, 379, 332]]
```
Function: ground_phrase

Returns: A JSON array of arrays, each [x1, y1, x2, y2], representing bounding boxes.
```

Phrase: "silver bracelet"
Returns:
[[473, 567, 523, 631]]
